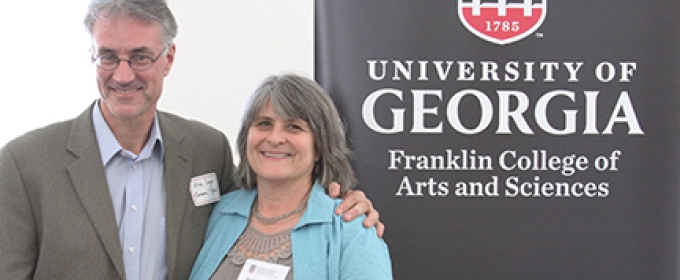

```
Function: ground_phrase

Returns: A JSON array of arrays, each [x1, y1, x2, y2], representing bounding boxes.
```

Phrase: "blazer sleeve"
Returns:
[[0, 145, 37, 279]]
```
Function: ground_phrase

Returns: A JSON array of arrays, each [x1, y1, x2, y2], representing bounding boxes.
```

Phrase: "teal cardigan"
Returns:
[[189, 183, 393, 280]]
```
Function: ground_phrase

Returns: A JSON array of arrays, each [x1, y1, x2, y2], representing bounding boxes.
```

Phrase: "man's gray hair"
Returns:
[[84, 0, 178, 47]]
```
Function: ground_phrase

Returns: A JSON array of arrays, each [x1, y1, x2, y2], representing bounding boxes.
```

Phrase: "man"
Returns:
[[0, 1, 381, 279]]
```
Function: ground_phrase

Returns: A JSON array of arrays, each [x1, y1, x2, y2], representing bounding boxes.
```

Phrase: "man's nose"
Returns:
[[112, 61, 136, 84]]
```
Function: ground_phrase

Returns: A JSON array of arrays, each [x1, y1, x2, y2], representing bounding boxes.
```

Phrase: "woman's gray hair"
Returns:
[[84, 0, 178, 47], [236, 73, 357, 193]]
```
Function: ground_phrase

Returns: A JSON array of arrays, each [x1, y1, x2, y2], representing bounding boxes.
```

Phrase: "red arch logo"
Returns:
[[458, 0, 547, 45]]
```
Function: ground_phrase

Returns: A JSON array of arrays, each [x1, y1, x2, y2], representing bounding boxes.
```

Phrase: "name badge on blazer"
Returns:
[[190, 172, 221, 206]]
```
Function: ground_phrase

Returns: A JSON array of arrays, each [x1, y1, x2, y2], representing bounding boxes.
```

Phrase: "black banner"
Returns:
[[315, 1, 680, 279]]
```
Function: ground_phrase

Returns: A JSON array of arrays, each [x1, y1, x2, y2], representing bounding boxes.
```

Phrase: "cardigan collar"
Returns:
[[220, 182, 337, 229]]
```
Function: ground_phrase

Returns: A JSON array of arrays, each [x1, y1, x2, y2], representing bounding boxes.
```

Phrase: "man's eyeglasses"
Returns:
[[92, 46, 167, 71]]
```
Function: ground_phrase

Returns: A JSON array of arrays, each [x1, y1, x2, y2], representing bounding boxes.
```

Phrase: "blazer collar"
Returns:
[[66, 102, 126, 279], [157, 111, 194, 277]]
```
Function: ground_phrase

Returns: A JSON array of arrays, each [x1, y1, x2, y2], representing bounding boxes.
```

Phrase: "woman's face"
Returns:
[[246, 101, 317, 187]]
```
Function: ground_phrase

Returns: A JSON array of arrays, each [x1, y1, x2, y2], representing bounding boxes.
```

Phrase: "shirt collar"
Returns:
[[92, 100, 164, 165]]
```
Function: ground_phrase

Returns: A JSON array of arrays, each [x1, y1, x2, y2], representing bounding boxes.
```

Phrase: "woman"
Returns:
[[189, 74, 393, 279]]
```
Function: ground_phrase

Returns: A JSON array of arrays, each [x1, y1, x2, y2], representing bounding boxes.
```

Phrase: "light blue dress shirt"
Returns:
[[93, 103, 167, 280], [189, 183, 393, 280]]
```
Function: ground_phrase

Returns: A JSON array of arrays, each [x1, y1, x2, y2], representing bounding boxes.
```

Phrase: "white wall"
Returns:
[[0, 1, 314, 158]]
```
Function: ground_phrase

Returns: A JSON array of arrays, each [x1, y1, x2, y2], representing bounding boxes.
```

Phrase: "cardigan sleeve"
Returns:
[[337, 212, 394, 280]]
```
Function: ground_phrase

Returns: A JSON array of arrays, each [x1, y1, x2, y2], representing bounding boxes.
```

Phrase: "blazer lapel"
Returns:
[[158, 113, 194, 277], [66, 105, 126, 279]]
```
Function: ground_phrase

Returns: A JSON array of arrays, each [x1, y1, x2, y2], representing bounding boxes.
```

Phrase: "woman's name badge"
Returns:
[[189, 172, 221, 206], [237, 258, 290, 280]]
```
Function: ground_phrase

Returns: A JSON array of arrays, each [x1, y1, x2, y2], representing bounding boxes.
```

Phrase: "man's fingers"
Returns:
[[334, 190, 385, 237], [335, 189, 361, 215], [328, 181, 342, 198]]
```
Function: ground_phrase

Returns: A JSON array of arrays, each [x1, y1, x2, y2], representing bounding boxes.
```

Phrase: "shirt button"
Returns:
[[128, 247, 135, 254], [132, 164, 137, 170], [131, 205, 138, 212]]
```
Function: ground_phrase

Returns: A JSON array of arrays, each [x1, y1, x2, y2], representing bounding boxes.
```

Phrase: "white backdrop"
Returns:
[[0, 0, 314, 160]]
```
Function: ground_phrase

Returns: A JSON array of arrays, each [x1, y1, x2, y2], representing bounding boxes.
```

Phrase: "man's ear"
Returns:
[[164, 43, 177, 76]]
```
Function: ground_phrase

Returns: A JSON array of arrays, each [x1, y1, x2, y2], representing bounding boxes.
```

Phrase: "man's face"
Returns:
[[91, 16, 175, 122]]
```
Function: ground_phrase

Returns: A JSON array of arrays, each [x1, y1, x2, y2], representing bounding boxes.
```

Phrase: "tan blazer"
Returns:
[[0, 104, 236, 280]]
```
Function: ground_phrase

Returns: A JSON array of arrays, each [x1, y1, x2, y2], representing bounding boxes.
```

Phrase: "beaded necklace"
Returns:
[[252, 200, 307, 225]]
